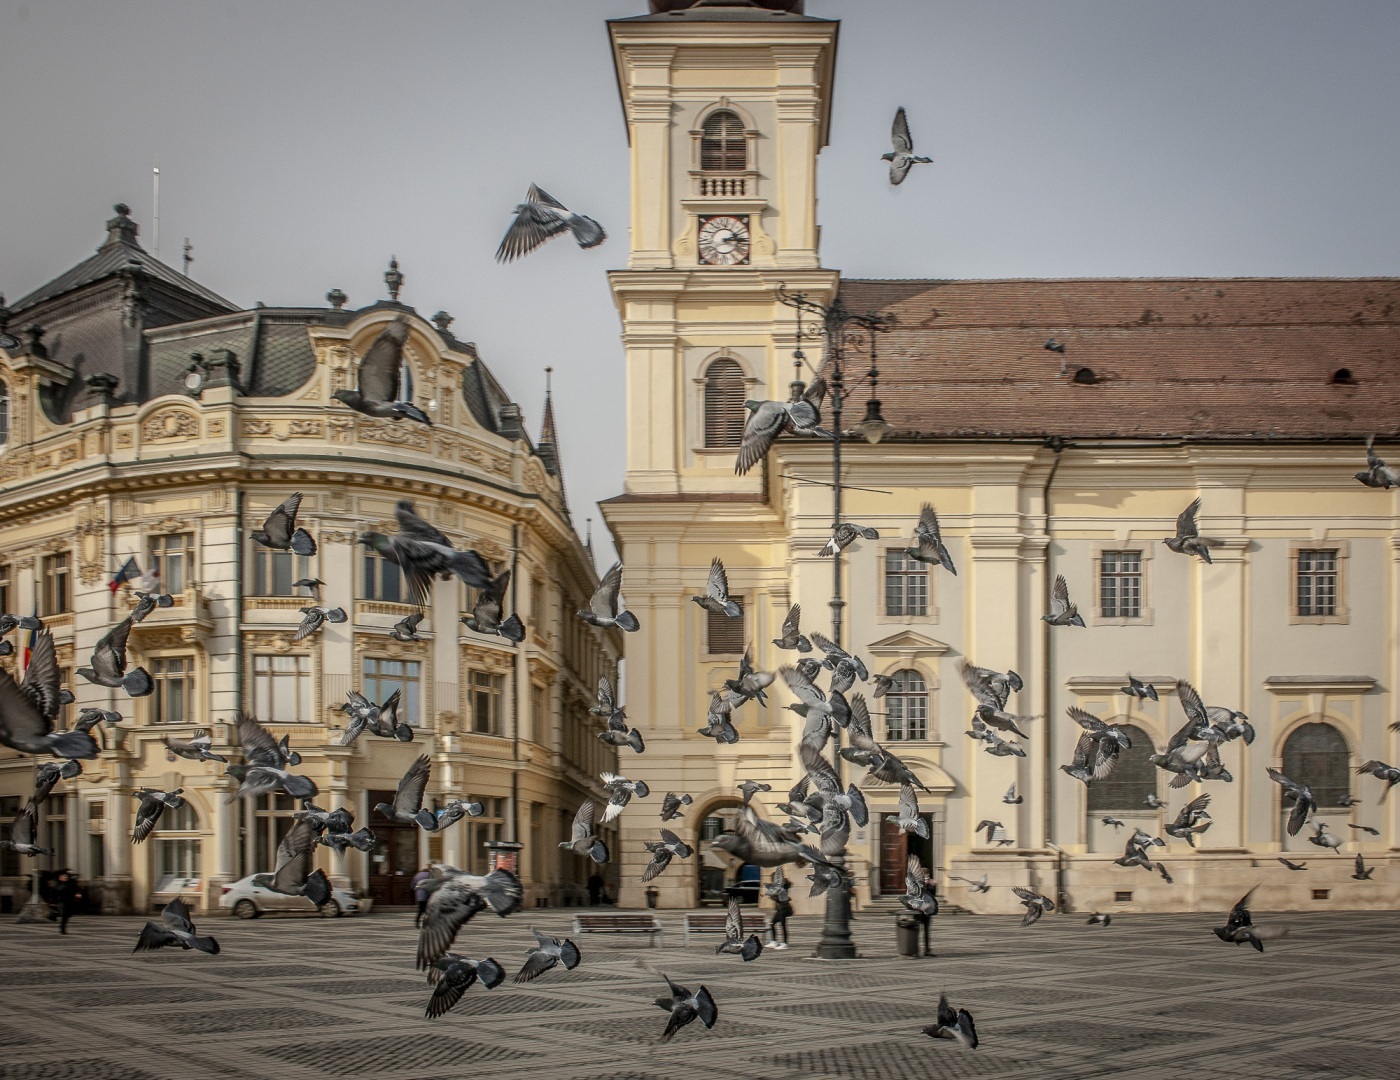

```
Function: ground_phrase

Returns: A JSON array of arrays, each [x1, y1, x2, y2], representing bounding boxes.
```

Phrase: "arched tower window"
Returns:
[[397, 363, 413, 404], [703, 359, 746, 448], [1281, 722, 1350, 809], [884, 669, 928, 742], [701, 110, 747, 172], [1086, 724, 1156, 811], [0, 381, 10, 447]]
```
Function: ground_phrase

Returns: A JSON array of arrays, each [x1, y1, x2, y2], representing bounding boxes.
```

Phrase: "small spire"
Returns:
[[384, 257, 404, 301], [102, 203, 141, 251], [326, 288, 347, 310]]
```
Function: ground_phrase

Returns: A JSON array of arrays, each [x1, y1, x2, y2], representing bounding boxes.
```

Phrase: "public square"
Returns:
[[1, 906, 1396, 1080]]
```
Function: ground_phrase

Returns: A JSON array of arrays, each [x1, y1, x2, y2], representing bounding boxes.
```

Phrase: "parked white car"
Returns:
[[219, 873, 365, 919]]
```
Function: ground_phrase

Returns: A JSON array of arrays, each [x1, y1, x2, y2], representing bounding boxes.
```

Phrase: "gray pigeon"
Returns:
[[0, 613, 41, 636], [161, 729, 227, 763], [710, 804, 832, 871], [132, 788, 185, 843], [295, 605, 347, 642], [1121, 673, 1158, 701], [691, 557, 741, 618], [293, 577, 324, 600], [601, 772, 651, 823], [1013, 886, 1055, 927], [871, 673, 894, 698], [921, 992, 977, 1048], [1003, 783, 1022, 805], [642, 829, 695, 882], [809, 632, 869, 682], [1163, 498, 1215, 563], [590, 675, 626, 725], [660, 792, 693, 821], [905, 503, 955, 573], [772, 603, 812, 652], [900, 854, 938, 918], [1358, 759, 1400, 802], [1061, 707, 1132, 784], [133, 897, 219, 955], [416, 866, 524, 970], [514, 928, 582, 982], [332, 315, 432, 425], [714, 895, 763, 961], [655, 974, 717, 1041], [882, 106, 933, 184], [960, 661, 1024, 711], [375, 756, 432, 825], [1277, 857, 1307, 871], [1042, 575, 1084, 627], [1164, 793, 1213, 847], [951, 873, 989, 894], [462, 569, 525, 642], [496, 184, 605, 263], [425, 953, 506, 1019], [560, 801, 609, 863], [1352, 853, 1374, 880], [415, 798, 485, 834], [734, 377, 831, 476], [1307, 821, 1342, 851], [227, 714, 318, 802], [1268, 766, 1316, 837], [1354, 436, 1399, 488], [819, 522, 879, 557], [34, 758, 82, 802], [1212, 887, 1287, 952], [1, 801, 52, 857], [130, 590, 174, 623], [1087, 912, 1112, 927], [738, 780, 772, 805], [251, 492, 316, 555], [360, 501, 493, 608], [0, 630, 99, 758], [264, 817, 332, 908], [578, 562, 640, 632], [389, 611, 425, 642], [76, 617, 154, 696], [724, 648, 775, 707]]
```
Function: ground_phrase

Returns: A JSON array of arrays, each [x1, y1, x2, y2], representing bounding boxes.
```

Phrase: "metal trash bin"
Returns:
[[896, 916, 920, 957]]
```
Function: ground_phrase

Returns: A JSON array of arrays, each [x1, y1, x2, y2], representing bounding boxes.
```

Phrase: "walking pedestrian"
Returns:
[[768, 893, 793, 949], [53, 870, 78, 936], [411, 865, 431, 928]]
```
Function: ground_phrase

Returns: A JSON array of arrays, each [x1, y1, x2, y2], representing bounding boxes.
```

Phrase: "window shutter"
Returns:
[[701, 111, 747, 172], [706, 597, 745, 654], [1282, 722, 1350, 807], [704, 359, 746, 448]]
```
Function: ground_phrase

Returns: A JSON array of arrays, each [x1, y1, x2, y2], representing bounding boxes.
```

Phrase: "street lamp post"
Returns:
[[776, 285, 892, 960]]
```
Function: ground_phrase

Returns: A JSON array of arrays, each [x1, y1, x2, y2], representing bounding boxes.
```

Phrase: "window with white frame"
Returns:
[[884, 669, 929, 741], [361, 549, 405, 603], [1295, 549, 1338, 617], [884, 550, 928, 616], [153, 801, 201, 892], [148, 534, 191, 595], [471, 671, 505, 735], [40, 552, 71, 615], [1099, 550, 1143, 619], [251, 548, 309, 597], [362, 657, 421, 726], [252, 654, 312, 723], [152, 656, 194, 724]]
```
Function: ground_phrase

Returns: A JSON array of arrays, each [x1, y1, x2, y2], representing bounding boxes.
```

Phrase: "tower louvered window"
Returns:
[[704, 359, 746, 448], [701, 110, 747, 171]]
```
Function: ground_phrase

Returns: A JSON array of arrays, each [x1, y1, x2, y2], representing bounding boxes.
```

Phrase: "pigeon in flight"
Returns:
[[1358, 759, 1400, 802], [251, 492, 317, 556], [598, 700, 645, 756], [77, 617, 153, 697], [264, 817, 333, 908], [601, 772, 651, 823], [734, 377, 831, 476], [130, 589, 174, 623], [1355, 436, 1399, 488], [389, 611, 424, 642], [711, 804, 832, 870], [1348, 823, 1380, 837], [293, 577, 324, 600], [514, 928, 582, 982], [462, 569, 526, 642], [1307, 821, 1343, 851], [33, 758, 82, 803], [1145, 793, 1166, 809], [698, 692, 741, 745], [882, 106, 933, 185], [724, 648, 775, 707], [360, 501, 494, 609], [951, 873, 989, 894], [1277, 857, 1307, 871], [715, 895, 763, 961], [0, 630, 99, 758], [900, 853, 938, 920], [871, 673, 894, 698], [132, 788, 186, 843], [771, 603, 812, 653], [1061, 707, 1131, 784], [642, 829, 694, 882], [560, 801, 609, 863], [1352, 854, 1374, 880], [332, 315, 432, 425], [660, 792, 693, 821], [764, 866, 790, 904], [738, 780, 771, 805], [1268, 766, 1316, 837], [1086, 912, 1112, 927], [227, 714, 318, 801], [820, 522, 879, 557], [1164, 792, 1213, 847], [375, 755, 433, 826], [1163, 497, 1216, 563], [1013, 886, 1055, 927], [416, 798, 485, 834], [810, 632, 869, 683], [424, 953, 505, 1019], [891, 784, 928, 839], [1120, 673, 1158, 701], [590, 675, 626, 726], [416, 865, 524, 971], [960, 661, 1024, 712], [1212, 887, 1286, 952], [294, 605, 347, 642], [1003, 783, 1022, 805], [496, 184, 605, 263], [842, 698, 928, 791], [1, 801, 52, 857], [1042, 574, 1084, 627], [1102, 817, 1125, 829], [921, 992, 977, 1048], [133, 897, 219, 956], [310, 805, 376, 854], [160, 729, 227, 764], [904, 503, 955, 573], [656, 974, 717, 1041], [692, 557, 741, 618], [0, 613, 41, 636], [975, 820, 1004, 843], [578, 561, 640, 632]]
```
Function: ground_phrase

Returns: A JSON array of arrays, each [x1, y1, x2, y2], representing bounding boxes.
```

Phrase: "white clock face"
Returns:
[[697, 215, 751, 266]]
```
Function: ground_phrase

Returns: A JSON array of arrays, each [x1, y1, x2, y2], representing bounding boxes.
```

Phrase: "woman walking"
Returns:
[[765, 867, 792, 950]]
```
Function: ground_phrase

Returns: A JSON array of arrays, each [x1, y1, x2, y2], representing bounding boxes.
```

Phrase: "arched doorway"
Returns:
[[696, 800, 746, 907]]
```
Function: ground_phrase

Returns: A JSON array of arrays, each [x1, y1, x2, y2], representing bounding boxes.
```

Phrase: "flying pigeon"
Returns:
[[132, 788, 185, 843], [692, 557, 741, 618], [698, 692, 741, 745], [294, 605, 347, 642], [251, 492, 316, 555], [160, 729, 227, 764], [724, 648, 775, 707], [293, 577, 324, 600], [0, 613, 41, 636], [951, 873, 989, 894], [560, 801, 609, 863], [1042, 574, 1084, 627], [960, 661, 1024, 711], [1013, 886, 1055, 927], [1, 801, 52, 857], [904, 503, 955, 573], [34, 758, 82, 802], [514, 928, 582, 982], [133, 897, 219, 956], [900, 853, 938, 919], [1268, 766, 1316, 837], [1307, 821, 1343, 851], [710, 804, 832, 870], [1003, 783, 1023, 805], [715, 895, 763, 961], [496, 184, 605, 263], [1121, 673, 1158, 701], [130, 589, 174, 623], [416, 865, 524, 970], [1352, 854, 1374, 880], [1163, 497, 1216, 563], [1087, 912, 1112, 927], [76, 617, 153, 696], [882, 106, 933, 185], [655, 974, 717, 1041], [660, 792, 693, 821], [1102, 817, 1125, 829], [734, 377, 831, 476], [1061, 707, 1131, 784], [389, 611, 425, 642], [764, 866, 790, 904], [871, 673, 894, 698], [1164, 792, 1213, 847], [424, 953, 505, 1018], [809, 632, 869, 682], [264, 817, 333, 908], [1212, 887, 1286, 952], [1277, 857, 1307, 871], [360, 501, 494, 608], [738, 780, 771, 805], [227, 714, 318, 802], [590, 675, 626, 726], [598, 710, 645, 755], [1358, 759, 1400, 802], [578, 561, 640, 632], [0, 630, 99, 758], [375, 755, 432, 825], [1354, 436, 1399, 489], [642, 829, 694, 882], [332, 315, 432, 425], [1348, 823, 1380, 837], [601, 772, 651, 823], [772, 603, 812, 652], [462, 569, 526, 642], [891, 784, 928, 839], [820, 522, 879, 557], [921, 992, 977, 1048], [1045, 338, 1066, 353], [415, 798, 485, 834]]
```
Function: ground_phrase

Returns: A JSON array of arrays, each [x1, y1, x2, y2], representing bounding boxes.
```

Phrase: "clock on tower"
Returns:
[[696, 215, 751, 266]]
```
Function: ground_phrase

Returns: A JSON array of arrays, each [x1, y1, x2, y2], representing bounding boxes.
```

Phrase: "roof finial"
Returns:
[[431, 310, 454, 332], [384, 256, 403, 302], [102, 203, 141, 251], [545, 365, 553, 398], [326, 288, 347, 310]]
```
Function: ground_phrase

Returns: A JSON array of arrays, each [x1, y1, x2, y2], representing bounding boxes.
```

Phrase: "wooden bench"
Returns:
[[682, 910, 771, 946], [571, 912, 664, 947]]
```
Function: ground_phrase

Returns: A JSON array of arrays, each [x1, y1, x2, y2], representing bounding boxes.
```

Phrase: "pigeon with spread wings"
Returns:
[[882, 106, 933, 185], [904, 503, 955, 574], [496, 184, 606, 263], [1164, 497, 1216, 563], [133, 897, 219, 956], [578, 562, 640, 632], [0, 629, 99, 758], [462, 568, 525, 642], [251, 492, 317, 556], [332, 315, 432, 425], [77, 616, 153, 697], [733, 377, 831, 476]]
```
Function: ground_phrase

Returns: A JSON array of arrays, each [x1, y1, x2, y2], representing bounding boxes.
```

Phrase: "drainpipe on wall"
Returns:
[[510, 523, 521, 845], [1041, 436, 1065, 909], [233, 485, 245, 878]]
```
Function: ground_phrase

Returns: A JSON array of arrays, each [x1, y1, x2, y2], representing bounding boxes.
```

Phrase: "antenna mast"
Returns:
[[152, 163, 160, 258]]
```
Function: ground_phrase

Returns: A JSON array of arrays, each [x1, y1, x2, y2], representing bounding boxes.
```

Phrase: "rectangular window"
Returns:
[[251, 549, 309, 597], [252, 655, 312, 723], [362, 657, 421, 726], [706, 597, 745, 655], [1099, 550, 1142, 619], [885, 693, 928, 742], [155, 838, 201, 892], [1297, 549, 1338, 617], [531, 683, 548, 743], [148, 534, 191, 595], [884, 550, 929, 617], [40, 552, 71, 615], [360, 551, 404, 603], [0, 563, 9, 615], [471, 671, 505, 735], [531, 577, 545, 634], [152, 656, 194, 724], [253, 794, 296, 873], [467, 797, 507, 875]]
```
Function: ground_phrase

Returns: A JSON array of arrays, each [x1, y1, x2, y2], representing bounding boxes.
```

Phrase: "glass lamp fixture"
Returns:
[[857, 397, 891, 445]]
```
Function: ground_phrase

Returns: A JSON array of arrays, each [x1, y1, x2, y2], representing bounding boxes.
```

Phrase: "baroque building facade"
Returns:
[[602, 1, 1400, 913], [0, 206, 622, 915]]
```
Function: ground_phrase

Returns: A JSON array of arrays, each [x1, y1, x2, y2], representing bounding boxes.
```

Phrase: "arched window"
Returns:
[[1087, 724, 1156, 811], [397, 363, 413, 404], [703, 359, 746, 448], [0, 381, 10, 447], [884, 669, 928, 742], [156, 802, 200, 832], [1282, 722, 1350, 809], [701, 110, 747, 172], [153, 801, 201, 893]]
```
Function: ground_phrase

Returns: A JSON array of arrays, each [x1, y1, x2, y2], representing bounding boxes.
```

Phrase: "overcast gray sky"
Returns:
[[3, 0, 1398, 562]]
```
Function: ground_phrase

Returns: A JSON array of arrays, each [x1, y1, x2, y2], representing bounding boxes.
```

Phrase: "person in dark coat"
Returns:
[[52, 871, 79, 935], [411, 866, 432, 928]]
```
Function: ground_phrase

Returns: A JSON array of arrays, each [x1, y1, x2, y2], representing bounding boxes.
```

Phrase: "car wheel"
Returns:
[[233, 899, 259, 920], [321, 899, 342, 918]]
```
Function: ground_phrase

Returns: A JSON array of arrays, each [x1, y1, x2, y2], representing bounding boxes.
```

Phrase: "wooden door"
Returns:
[[368, 791, 421, 905], [879, 815, 908, 895]]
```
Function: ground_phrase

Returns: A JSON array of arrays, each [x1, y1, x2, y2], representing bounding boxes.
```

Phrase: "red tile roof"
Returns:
[[837, 278, 1400, 441]]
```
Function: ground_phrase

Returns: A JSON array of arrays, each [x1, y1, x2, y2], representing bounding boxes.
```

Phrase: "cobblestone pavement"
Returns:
[[1, 905, 1397, 1080]]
